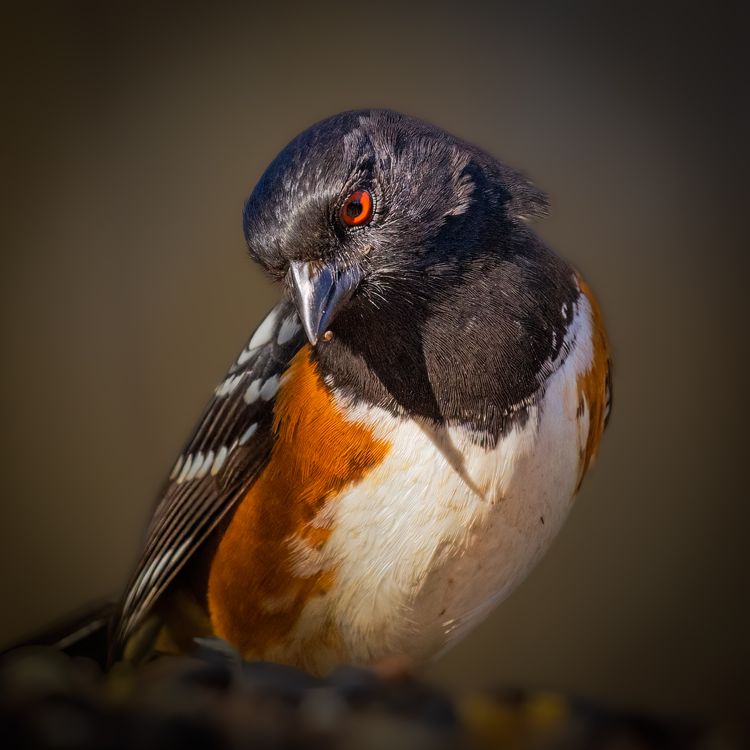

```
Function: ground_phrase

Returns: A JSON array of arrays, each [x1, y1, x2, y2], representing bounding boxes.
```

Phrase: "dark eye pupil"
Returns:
[[346, 199, 363, 218]]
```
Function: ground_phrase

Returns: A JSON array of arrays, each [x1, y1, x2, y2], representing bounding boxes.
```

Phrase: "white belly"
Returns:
[[286, 301, 595, 668]]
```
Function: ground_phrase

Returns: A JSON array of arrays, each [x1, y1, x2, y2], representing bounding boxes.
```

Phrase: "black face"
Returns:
[[243, 110, 548, 325], [243, 109, 579, 443]]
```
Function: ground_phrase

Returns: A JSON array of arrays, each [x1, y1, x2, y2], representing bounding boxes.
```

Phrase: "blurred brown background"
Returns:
[[1, 0, 747, 725]]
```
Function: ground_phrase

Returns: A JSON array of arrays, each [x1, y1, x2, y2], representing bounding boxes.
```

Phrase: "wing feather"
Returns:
[[111, 299, 305, 651]]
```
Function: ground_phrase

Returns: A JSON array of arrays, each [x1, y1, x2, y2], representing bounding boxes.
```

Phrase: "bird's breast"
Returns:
[[205, 346, 390, 668], [206, 281, 607, 674]]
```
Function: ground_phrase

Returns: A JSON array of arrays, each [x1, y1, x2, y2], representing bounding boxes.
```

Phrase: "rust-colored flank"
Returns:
[[575, 274, 611, 491], [207, 345, 390, 660]]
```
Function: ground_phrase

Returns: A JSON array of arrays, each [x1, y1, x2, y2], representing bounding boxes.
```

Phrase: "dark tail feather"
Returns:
[[2, 601, 114, 668]]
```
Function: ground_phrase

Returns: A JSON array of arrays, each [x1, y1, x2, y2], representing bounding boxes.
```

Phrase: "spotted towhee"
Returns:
[[110, 110, 611, 674]]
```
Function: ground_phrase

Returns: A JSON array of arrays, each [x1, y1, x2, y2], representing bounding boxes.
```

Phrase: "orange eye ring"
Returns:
[[340, 189, 373, 227]]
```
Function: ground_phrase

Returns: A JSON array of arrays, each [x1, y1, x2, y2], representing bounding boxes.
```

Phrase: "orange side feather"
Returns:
[[206, 346, 390, 659], [575, 274, 611, 491]]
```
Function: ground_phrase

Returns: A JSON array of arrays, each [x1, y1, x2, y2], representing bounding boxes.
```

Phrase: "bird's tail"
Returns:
[[1, 601, 114, 668]]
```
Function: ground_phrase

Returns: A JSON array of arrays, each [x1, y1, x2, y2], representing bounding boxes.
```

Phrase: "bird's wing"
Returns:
[[111, 298, 306, 651]]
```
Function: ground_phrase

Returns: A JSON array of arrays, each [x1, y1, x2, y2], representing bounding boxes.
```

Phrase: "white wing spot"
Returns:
[[244, 378, 262, 404], [237, 347, 257, 367], [239, 422, 258, 445], [260, 374, 280, 401], [247, 308, 278, 351], [277, 315, 301, 345], [216, 373, 243, 397], [211, 446, 228, 476], [561, 302, 568, 319], [196, 451, 214, 479], [186, 452, 204, 481], [169, 455, 184, 480], [176, 455, 193, 484]]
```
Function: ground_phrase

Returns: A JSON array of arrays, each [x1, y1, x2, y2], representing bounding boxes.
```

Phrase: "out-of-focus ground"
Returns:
[[1, 1, 747, 726], [2, 645, 746, 750]]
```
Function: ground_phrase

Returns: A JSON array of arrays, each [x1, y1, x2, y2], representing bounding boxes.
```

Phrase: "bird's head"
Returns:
[[243, 109, 547, 345]]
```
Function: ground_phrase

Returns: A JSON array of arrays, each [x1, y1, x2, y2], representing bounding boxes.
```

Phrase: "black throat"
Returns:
[[312, 233, 581, 446]]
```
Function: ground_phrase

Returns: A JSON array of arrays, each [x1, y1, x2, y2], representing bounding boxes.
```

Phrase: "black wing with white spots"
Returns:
[[111, 299, 306, 653]]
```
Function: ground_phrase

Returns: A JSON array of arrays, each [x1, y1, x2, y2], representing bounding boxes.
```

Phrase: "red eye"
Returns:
[[340, 190, 373, 227]]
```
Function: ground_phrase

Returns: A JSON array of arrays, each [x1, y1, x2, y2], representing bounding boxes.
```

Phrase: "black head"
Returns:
[[243, 109, 548, 345]]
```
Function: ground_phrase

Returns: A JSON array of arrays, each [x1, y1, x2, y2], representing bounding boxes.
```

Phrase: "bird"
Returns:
[[110, 109, 611, 674]]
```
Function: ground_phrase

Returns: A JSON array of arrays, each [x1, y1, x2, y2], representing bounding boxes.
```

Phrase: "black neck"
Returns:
[[314, 235, 580, 445]]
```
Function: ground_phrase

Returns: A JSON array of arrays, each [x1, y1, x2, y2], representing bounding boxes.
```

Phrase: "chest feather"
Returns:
[[206, 347, 389, 663]]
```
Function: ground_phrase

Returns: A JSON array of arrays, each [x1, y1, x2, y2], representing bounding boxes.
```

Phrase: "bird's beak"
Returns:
[[288, 260, 362, 346]]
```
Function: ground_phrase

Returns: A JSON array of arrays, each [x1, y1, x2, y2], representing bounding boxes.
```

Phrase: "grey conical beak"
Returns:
[[288, 260, 362, 346]]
